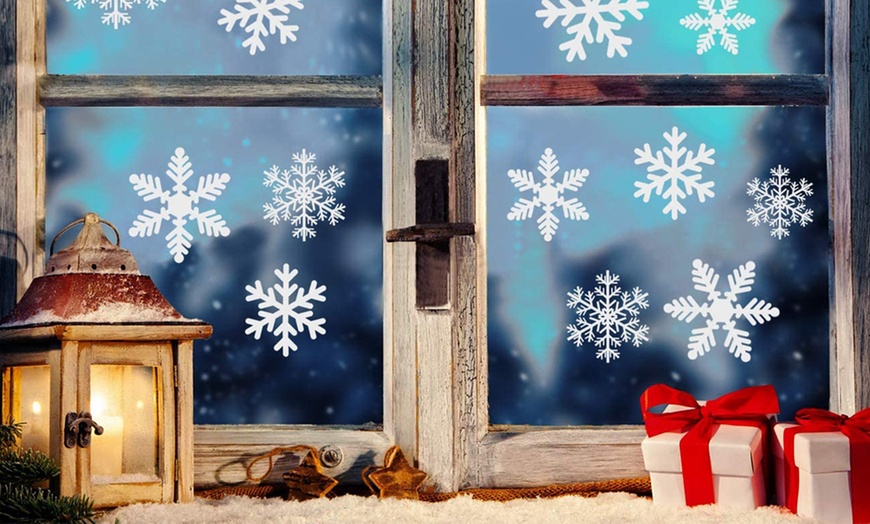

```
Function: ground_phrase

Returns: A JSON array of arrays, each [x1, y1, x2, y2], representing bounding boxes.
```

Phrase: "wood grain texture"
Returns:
[[384, 0, 418, 464], [829, 0, 855, 414], [451, 0, 483, 491], [481, 75, 829, 106], [849, 0, 870, 411], [412, 0, 449, 148], [175, 341, 195, 502], [39, 75, 383, 107], [416, 312, 454, 490], [479, 428, 647, 488], [15, 0, 45, 304], [192, 427, 390, 488], [0, 0, 15, 318]]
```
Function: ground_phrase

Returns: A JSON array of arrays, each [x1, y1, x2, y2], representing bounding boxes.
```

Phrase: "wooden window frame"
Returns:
[[1, 0, 868, 493]]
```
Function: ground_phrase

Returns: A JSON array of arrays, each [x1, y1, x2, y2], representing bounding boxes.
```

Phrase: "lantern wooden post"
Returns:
[[0, 213, 211, 507]]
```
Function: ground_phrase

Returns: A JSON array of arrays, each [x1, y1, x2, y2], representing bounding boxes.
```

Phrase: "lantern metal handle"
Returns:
[[50, 216, 121, 256], [64, 411, 105, 449]]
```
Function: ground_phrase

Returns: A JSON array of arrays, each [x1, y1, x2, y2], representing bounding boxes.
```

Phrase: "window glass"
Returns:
[[487, 106, 828, 425], [47, 0, 382, 75], [488, 1, 824, 74], [46, 107, 384, 425]]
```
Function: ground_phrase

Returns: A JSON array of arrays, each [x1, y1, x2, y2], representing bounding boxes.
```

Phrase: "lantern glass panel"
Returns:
[[6, 366, 50, 455], [90, 365, 159, 485]]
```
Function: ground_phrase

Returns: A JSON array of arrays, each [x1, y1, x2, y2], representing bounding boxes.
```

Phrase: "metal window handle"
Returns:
[[64, 411, 105, 449]]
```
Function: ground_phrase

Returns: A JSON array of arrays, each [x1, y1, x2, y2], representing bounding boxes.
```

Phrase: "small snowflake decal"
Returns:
[[507, 148, 590, 242], [219, 0, 304, 56], [129, 147, 231, 263], [664, 259, 780, 363], [567, 270, 650, 364], [747, 165, 814, 240], [66, 0, 167, 30], [263, 149, 346, 242], [634, 127, 716, 220], [536, 0, 649, 61], [680, 0, 756, 55], [245, 263, 326, 357]]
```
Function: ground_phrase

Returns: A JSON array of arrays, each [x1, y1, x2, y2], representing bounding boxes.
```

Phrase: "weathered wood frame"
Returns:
[[0, 0, 867, 493]]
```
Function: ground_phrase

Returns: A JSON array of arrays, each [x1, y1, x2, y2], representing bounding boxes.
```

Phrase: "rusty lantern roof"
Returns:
[[0, 213, 207, 329]]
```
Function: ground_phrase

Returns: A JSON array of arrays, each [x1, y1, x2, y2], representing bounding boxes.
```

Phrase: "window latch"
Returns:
[[385, 223, 475, 243]]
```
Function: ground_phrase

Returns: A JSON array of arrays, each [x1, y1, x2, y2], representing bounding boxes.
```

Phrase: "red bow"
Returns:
[[783, 408, 870, 522], [641, 384, 780, 506]]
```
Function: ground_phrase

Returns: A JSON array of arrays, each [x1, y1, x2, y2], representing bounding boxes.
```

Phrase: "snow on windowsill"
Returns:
[[98, 492, 815, 524]]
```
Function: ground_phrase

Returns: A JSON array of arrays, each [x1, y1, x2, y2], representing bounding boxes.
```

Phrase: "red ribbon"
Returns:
[[641, 384, 780, 506], [782, 408, 870, 523]]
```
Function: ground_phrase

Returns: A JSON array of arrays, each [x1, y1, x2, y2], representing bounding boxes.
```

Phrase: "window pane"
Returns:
[[7, 366, 51, 455], [91, 365, 159, 484], [487, 106, 828, 425], [46, 107, 384, 425], [47, 0, 382, 75], [488, 2, 823, 74]]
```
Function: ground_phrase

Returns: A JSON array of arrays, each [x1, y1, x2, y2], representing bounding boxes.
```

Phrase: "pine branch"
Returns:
[[0, 484, 95, 524], [0, 419, 24, 449], [0, 449, 60, 486]]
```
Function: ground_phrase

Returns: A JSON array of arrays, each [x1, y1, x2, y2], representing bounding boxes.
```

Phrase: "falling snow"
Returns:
[[245, 263, 327, 357], [507, 148, 590, 242], [664, 259, 780, 363], [219, 0, 305, 56], [66, 0, 167, 30], [566, 270, 650, 364], [129, 147, 231, 263], [746, 165, 814, 240], [263, 149, 346, 242], [634, 127, 716, 220], [680, 0, 756, 55], [536, 0, 649, 61]]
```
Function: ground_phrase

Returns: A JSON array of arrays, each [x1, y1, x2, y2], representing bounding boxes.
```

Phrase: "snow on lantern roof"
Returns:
[[0, 213, 207, 329]]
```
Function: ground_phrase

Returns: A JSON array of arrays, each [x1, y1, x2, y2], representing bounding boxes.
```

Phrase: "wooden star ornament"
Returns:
[[282, 450, 339, 501], [363, 446, 428, 500]]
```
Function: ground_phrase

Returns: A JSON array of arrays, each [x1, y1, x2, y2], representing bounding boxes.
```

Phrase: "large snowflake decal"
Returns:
[[680, 0, 756, 55], [129, 147, 231, 263], [664, 259, 780, 363], [634, 127, 716, 220], [263, 149, 346, 242], [536, 0, 649, 62], [507, 148, 590, 242], [66, 0, 167, 30], [747, 165, 814, 240], [219, 0, 304, 56], [245, 263, 327, 357], [566, 270, 650, 364]]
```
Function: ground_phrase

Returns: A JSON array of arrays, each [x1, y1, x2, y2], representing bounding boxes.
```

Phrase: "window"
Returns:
[[1, 0, 867, 493]]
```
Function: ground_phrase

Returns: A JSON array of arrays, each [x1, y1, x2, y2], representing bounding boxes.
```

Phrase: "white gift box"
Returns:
[[641, 422, 767, 509], [773, 423, 854, 524]]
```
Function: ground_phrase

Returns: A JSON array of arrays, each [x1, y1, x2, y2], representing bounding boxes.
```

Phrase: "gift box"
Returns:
[[640, 384, 779, 509], [773, 409, 870, 524], [643, 418, 767, 509]]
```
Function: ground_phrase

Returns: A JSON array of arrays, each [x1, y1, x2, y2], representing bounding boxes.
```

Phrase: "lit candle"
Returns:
[[90, 392, 124, 482]]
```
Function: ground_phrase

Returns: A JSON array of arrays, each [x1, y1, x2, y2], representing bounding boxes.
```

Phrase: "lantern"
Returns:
[[0, 213, 211, 508]]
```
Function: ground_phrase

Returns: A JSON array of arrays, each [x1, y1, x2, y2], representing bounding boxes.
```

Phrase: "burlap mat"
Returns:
[[196, 477, 652, 502]]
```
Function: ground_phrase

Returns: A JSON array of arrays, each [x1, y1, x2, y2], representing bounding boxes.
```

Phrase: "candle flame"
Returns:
[[31, 401, 41, 415]]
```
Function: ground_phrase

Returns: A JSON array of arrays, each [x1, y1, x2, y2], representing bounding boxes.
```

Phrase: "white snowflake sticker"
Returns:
[[664, 259, 780, 363], [747, 165, 814, 240], [129, 147, 231, 263], [245, 263, 326, 357], [634, 127, 716, 220], [66, 0, 167, 30], [507, 148, 590, 242], [219, 0, 304, 56], [263, 149, 346, 242], [536, 0, 649, 61], [566, 270, 650, 364], [680, 0, 756, 55]]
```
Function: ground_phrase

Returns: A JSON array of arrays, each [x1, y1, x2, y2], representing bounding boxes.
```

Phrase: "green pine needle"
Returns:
[[0, 419, 25, 449], [0, 484, 95, 523], [0, 448, 60, 486]]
